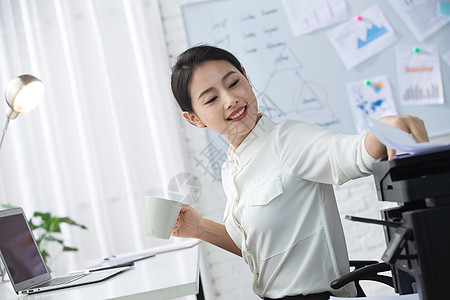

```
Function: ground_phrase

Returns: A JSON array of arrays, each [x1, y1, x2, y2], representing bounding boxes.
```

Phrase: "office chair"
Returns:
[[330, 260, 394, 297]]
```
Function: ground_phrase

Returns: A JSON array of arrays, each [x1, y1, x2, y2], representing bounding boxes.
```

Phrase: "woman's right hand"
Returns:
[[172, 204, 203, 239]]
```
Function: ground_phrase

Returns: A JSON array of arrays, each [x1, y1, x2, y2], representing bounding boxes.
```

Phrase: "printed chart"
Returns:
[[357, 24, 388, 49], [396, 45, 444, 105], [328, 5, 397, 69]]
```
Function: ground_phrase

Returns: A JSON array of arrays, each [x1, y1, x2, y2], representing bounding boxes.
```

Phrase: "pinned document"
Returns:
[[281, 0, 349, 36], [328, 5, 397, 69], [396, 45, 444, 106], [390, 0, 450, 41], [346, 75, 397, 133]]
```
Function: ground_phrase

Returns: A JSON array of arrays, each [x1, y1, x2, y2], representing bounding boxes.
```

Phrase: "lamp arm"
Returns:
[[5, 106, 19, 120], [0, 118, 11, 152]]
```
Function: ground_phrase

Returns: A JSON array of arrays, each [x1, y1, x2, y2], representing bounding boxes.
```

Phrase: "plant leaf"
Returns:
[[62, 246, 78, 252], [41, 236, 64, 245], [48, 218, 62, 233], [54, 217, 88, 230], [34, 212, 51, 221]]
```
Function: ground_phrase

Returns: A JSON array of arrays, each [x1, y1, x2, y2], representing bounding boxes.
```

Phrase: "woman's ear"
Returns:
[[182, 111, 206, 128], [242, 67, 247, 79]]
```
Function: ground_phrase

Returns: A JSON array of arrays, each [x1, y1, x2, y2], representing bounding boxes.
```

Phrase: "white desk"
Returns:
[[0, 245, 199, 300]]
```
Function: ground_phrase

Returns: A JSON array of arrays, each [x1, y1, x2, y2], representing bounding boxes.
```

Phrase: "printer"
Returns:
[[372, 146, 450, 300]]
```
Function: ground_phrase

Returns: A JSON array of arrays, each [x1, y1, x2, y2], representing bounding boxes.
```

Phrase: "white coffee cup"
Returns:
[[145, 196, 182, 239]]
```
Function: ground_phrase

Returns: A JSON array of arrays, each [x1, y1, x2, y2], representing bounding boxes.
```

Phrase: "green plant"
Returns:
[[0, 204, 87, 264], [30, 211, 88, 263]]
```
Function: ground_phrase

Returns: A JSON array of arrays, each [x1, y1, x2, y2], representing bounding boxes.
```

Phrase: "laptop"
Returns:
[[0, 207, 132, 294]]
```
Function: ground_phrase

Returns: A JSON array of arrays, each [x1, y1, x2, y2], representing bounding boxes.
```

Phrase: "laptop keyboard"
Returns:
[[33, 273, 88, 288]]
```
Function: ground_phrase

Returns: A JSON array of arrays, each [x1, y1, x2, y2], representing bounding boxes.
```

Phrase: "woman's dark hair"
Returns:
[[171, 45, 244, 113]]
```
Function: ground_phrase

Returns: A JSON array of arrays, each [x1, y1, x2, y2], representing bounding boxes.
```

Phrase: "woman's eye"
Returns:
[[229, 80, 239, 88], [206, 96, 217, 104]]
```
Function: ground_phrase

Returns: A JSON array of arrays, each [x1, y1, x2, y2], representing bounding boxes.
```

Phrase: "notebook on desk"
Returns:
[[0, 207, 131, 295]]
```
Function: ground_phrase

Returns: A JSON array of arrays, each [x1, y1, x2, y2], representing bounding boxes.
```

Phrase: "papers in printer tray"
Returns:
[[368, 118, 449, 154]]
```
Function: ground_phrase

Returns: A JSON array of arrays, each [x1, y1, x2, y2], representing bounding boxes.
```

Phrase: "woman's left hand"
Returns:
[[366, 115, 429, 160]]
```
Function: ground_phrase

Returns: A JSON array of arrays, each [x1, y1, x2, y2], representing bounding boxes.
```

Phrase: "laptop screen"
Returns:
[[0, 213, 47, 284]]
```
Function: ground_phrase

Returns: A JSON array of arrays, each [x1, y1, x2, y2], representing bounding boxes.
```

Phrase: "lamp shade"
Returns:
[[5, 74, 44, 119]]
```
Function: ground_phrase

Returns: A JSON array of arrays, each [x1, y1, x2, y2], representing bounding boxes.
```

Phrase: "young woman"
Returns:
[[170, 45, 429, 300]]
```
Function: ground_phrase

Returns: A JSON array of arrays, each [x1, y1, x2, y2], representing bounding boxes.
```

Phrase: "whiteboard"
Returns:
[[181, 0, 450, 137]]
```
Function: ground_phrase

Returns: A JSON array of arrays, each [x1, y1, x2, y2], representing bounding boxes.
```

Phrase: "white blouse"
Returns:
[[221, 114, 375, 298]]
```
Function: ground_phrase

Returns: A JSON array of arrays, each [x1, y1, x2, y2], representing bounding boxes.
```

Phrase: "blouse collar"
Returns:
[[226, 113, 276, 168]]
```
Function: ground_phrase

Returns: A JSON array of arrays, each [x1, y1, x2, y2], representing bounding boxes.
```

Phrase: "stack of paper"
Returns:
[[368, 118, 449, 154]]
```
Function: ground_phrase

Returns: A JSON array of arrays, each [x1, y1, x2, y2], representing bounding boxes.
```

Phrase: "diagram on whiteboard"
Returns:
[[183, 0, 345, 131], [256, 91, 286, 119], [294, 80, 325, 113], [262, 45, 337, 124]]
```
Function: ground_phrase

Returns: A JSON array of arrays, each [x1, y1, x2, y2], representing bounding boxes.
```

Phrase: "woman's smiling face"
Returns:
[[183, 59, 259, 149]]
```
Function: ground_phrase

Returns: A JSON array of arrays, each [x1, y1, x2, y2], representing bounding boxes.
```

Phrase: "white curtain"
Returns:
[[0, 0, 189, 271]]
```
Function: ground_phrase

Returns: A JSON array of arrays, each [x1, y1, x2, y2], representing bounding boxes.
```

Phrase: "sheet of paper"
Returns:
[[389, 0, 450, 42], [443, 48, 450, 67], [396, 45, 444, 106], [112, 239, 200, 260], [77, 239, 200, 272], [346, 75, 398, 133], [328, 5, 397, 69], [281, 0, 348, 36], [330, 293, 420, 300], [368, 118, 448, 153]]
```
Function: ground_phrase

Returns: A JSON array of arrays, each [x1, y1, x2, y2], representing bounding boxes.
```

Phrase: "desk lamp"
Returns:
[[0, 74, 44, 151]]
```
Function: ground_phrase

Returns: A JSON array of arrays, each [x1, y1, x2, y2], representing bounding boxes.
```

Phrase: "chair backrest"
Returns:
[[330, 260, 394, 297]]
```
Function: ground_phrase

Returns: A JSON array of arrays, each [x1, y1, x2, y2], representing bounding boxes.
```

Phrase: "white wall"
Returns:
[[158, 1, 450, 299]]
